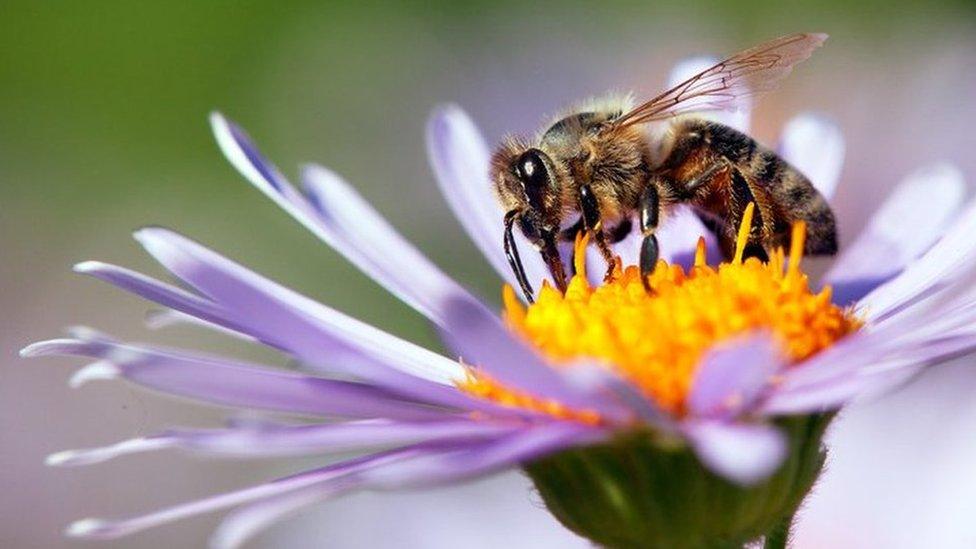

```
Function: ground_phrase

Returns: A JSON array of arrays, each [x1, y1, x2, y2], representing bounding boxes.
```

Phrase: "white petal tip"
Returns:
[[19, 343, 45, 358], [47, 437, 171, 467], [299, 163, 343, 189], [46, 450, 82, 467], [209, 111, 227, 127], [66, 518, 113, 538], [69, 361, 120, 388], [20, 339, 73, 358], [72, 260, 106, 274]]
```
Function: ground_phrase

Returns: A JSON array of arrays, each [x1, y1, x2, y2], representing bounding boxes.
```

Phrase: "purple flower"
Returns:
[[23, 58, 976, 548]]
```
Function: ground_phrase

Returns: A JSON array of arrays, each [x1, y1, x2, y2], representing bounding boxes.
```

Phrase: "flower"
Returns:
[[23, 57, 976, 549]]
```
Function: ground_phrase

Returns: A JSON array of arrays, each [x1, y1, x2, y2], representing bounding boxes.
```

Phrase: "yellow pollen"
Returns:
[[459, 206, 861, 420]]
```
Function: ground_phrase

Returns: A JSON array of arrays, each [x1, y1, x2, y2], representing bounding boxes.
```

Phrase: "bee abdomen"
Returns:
[[758, 153, 837, 255]]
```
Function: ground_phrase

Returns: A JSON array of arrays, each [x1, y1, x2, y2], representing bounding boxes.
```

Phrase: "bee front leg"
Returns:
[[639, 184, 661, 292], [579, 184, 616, 282]]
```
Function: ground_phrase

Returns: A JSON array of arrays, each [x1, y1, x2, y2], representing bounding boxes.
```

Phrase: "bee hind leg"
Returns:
[[579, 184, 617, 282], [724, 167, 769, 262]]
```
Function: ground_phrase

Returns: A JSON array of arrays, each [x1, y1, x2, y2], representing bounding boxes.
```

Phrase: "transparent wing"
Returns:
[[614, 33, 827, 128]]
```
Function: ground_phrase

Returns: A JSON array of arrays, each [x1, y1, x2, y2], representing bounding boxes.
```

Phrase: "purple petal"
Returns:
[[132, 229, 479, 395], [145, 309, 258, 342], [358, 422, 606, 488], [763, 290, 976, 415], [300, 164, 486, 327], [47, 418, 522, 465], [826, 164, 965, 305], [211, 487, 334, 549], [212, 113, 484, 327], [761, 364, 924, 415], [441, 296, 632, 422], [857, 187, 976, 322], [211, 422, 603, 549], [683, 420, 787, 485], [765, 329, 976, 415], [66, 423, 599, 542], [658, 207, 720, 268], [22, 338, 453, 420], [667, 57, 751, 133], [73, 262, 247, 336], [82, 234, 528, 416], [426, 105, 552, 292], [688, 333, 785, 419], [64, 448, 421, 539], [564, 364, 674, 429], [777, 114, 845, 200], [46, 437, 176, 467]]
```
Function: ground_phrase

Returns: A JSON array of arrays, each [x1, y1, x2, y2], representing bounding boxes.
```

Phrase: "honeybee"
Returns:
[[491, 33, 837, 302]]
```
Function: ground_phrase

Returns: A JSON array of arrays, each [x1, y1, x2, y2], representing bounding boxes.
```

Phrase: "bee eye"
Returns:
[[515, 149, 550, 212]]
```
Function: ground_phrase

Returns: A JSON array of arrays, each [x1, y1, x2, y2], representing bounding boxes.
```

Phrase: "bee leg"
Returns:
[[557, 218, 585, 277], [540, 230, 568, 292], [726, 167, 769, 262], [504, 210, 536, 303], [579, 184, 616, 282], [680, 161, 730, 196], [639, 184, 661, 293]]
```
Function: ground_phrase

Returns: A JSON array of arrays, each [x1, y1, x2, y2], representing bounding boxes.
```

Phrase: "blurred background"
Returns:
[[3, 1, 976, 547]]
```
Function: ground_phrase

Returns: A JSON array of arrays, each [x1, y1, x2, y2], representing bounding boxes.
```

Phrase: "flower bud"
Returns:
[[524, 415, 830, 549]]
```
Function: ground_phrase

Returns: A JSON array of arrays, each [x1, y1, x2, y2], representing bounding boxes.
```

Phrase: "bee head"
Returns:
[[491, 138, 568, 301], [490, 139, 561, 243]]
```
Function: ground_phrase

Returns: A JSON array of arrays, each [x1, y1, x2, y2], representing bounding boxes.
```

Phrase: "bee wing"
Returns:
[[613, 33, 827, 128]]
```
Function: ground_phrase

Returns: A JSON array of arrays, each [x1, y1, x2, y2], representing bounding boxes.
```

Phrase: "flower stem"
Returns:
[[763, 513, 793, 549]]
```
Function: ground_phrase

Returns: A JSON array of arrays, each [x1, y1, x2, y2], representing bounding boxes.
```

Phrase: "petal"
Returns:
[[657, 207, 720, 269], [826, 163, 966, 305], [358, 422, 606, 488], [683, 420, 787, 485], [145, 309, 258, 343], [667, 56, 751, 133], [761, 364, 924, 415], [764, 302, 976, 414], [688, 332, 785, 419], [47, 418, 521, 465], [211, 423, 603, 549], [22, 338, 453, 420], [73, 261, 244, 336], [427, 105, 552, 291], [441, 296, 632, 422], [211, 112, 480, 327], [856, 177, 975, 322], [211, 488, 333, 549], [132, 229, 468, 388], [64, 448, 421, 539], [301, 164, 481, 326], [564, 364, 674, 429], [762, 329, 976, 414], [46, 437, 176, 467], [65, 424, 599, 542], [777, 114, 845, 200]]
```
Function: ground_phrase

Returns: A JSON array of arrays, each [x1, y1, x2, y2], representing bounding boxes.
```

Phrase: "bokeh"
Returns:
[[3, 1, 976, 547]]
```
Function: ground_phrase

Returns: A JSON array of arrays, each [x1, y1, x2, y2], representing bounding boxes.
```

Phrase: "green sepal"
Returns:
[[524, 414, 831, 549]]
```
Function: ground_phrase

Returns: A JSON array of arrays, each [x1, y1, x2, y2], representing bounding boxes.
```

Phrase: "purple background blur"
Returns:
[[3, 2, 976, 547]]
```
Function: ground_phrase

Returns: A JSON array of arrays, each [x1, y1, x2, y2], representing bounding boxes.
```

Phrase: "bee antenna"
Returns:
[[504, 210, 536, 304]]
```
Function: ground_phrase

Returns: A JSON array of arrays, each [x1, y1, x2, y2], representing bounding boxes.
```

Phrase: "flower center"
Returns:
[[460, 205, 861, 420]]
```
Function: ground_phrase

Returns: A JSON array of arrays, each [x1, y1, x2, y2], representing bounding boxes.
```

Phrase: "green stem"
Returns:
[[763, 513, 793, 549]]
